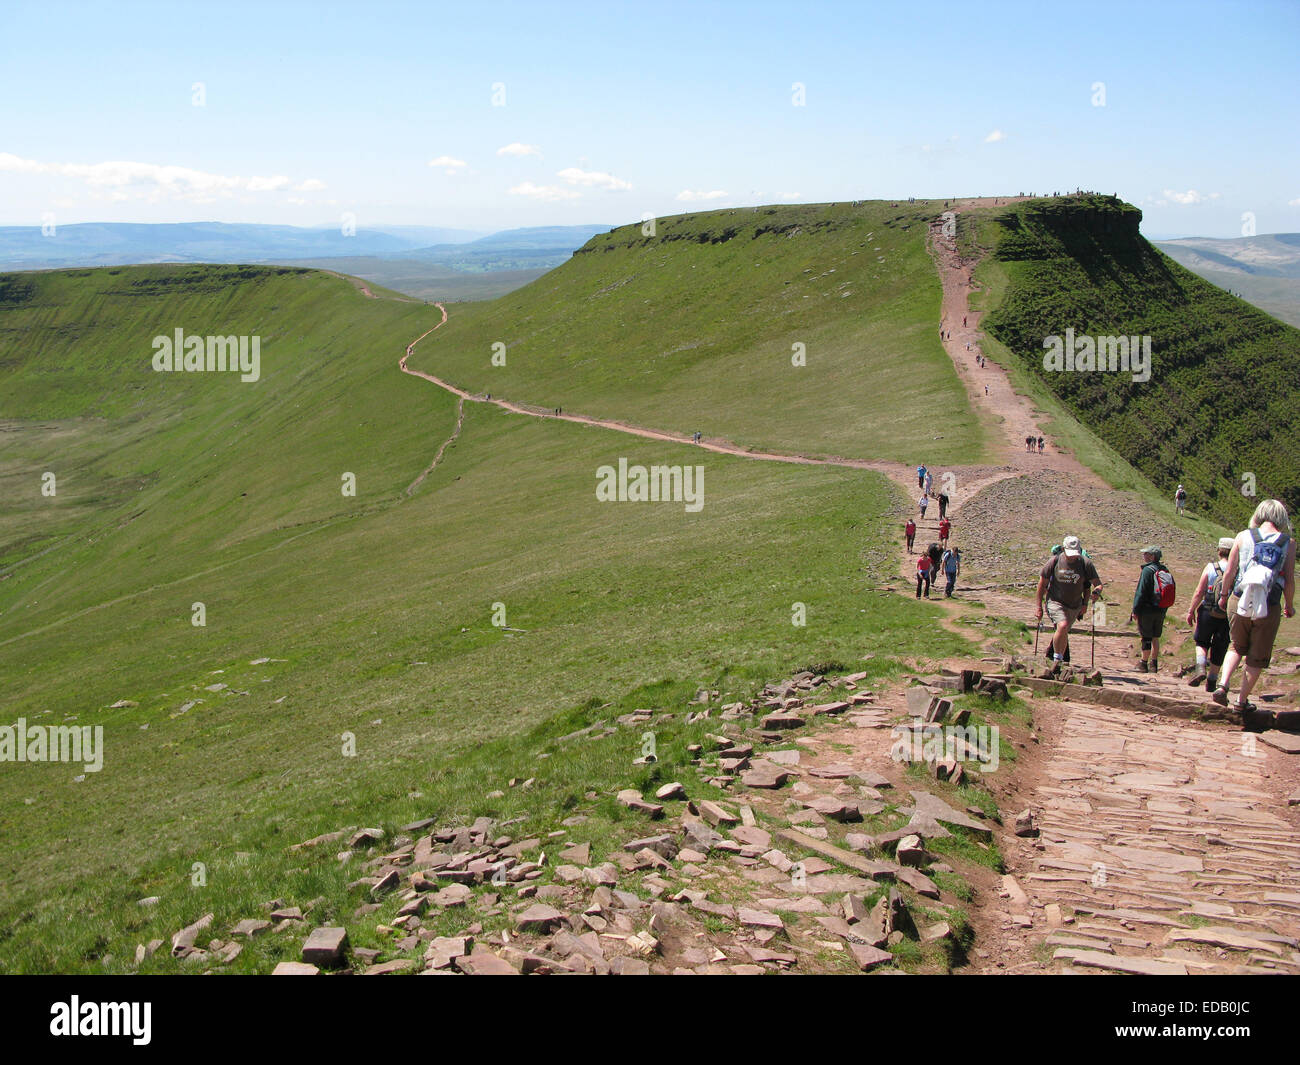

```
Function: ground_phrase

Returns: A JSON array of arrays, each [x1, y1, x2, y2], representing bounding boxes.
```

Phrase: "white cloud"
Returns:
[[676, 189, 728, 202], [1287, 196, 1300, 207], [0, 152, 312, 204], [984, 129, 1007, 143], [1156, 189, 1221, 206], [508, 181, 581, 202], [497, 143, 542, 157], [294, 178, 327, 192], [557, 167, 632, 191], [428, 155, 468, 176]]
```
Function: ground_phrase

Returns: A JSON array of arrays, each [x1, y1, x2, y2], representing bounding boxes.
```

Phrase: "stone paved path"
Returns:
[[999, 700, 1300, 974]]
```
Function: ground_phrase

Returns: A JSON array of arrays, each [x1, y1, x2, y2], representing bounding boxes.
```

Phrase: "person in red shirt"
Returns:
[[905, 519, 916, 553], [916, 554, 933, 599], [938, 517, 951, 546]]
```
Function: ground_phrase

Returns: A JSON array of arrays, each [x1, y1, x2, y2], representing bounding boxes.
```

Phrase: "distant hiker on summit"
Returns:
[[1130, 545, 1175, 673], [1209, 499, 1297, 729], [1036, 535, 1103, 678], [1184, 537, 1234, 691]]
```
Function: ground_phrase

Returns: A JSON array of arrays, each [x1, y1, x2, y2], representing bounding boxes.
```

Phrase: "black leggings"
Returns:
[[916, 571, 931, 597], [1194, 608, 1231, 668]]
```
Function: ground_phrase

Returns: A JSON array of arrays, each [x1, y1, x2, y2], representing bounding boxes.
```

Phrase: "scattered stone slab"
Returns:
[[617, 789, 664, 818], [456, 951, 520, 975], [1165, 926, 1283, 955], [738, 907, 784, 931], [1055, 949, 1187, 976], [848, 943, 894, 971], [272, 961, 320, 975], [302, 926, 349, 967]]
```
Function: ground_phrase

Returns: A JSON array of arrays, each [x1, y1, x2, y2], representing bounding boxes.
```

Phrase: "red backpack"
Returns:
[[1151, 565, 1176, 609]]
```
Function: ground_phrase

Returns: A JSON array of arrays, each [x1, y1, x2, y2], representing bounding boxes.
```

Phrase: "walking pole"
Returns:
[[1034, 617, 1041, 657], [1090, 601, 1096, 669]]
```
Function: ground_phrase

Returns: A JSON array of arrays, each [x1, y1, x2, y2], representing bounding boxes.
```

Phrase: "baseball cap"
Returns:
[[1062, 535, 1082, 557], [1142, 544, 1162, 558], [1218, 537, 1234, 551]]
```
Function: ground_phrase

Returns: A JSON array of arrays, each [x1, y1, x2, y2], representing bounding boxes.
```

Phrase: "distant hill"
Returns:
[[404, 202, 984, 466], [975, 197, 1300, 525], [0, 220, 609, 301], [0, 221, 487, 268], [1155, 234, 1300, 326]]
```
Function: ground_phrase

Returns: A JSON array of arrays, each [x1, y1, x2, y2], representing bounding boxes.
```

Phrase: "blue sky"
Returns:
[[1, 0, 1296, 238]]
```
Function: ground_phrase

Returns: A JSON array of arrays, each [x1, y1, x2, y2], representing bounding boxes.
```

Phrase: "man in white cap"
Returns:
[[1035, 535, 1103, 677], [1184, 537, 1235, 690], [1175, 484, 1188, 516]]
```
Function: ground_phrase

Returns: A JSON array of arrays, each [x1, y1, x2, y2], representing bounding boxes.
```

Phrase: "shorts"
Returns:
[[1228, 597, 1283, 669], [1135, 608, 1166, 640], [1044, 599, 1083, 627], [1193, 608, 1231, 667]]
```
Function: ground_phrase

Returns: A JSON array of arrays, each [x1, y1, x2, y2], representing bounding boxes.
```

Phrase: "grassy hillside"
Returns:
[[973, 196, 1300, 526], [405, 202, 987, 467], [0, 263, 980, 972]]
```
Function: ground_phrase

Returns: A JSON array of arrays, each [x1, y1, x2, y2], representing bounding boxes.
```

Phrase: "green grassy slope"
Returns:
[[406, 202, 987, 466], [973, 196, 1300, 526], [0, 263, 981, 972]]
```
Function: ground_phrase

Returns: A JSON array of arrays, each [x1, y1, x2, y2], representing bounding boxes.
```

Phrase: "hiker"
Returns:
[[937, 490, 950, 519], [984, 384, 989, 396], [1209, 499, 1297, 728], [938, 516, 951, 547], [1046, 540, 1097, 664], [1037, 436, 1044, 454], [916, 551, 933, 599], [1035, 535, 1103, 677], [963, 315, 967, 327], [1175, 484, 1187, 516], [1185, 537, 1235, 691], [1130, 545, 1174, 673], [925, 471, 934, 495], [917, 464, 927, 489], [942, 546, 961, 597], [905, 518, 916, 553], [919, 493, 929, 519], [1025, 434, 1034, 453]]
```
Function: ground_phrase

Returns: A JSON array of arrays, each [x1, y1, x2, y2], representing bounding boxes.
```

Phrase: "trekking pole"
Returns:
[[1090, 602, 1096, 669], [1034, 617, 1041, 657]]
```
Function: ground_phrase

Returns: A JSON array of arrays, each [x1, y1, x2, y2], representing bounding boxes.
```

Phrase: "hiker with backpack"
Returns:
[[904, 518, 916, 554], [1175, 484, 1188, 516], [937, 490, 950, 520], [1130, 546, 1175, 673], [917, 464, 927, 490], [1209, 499, 1297, 728], [1184, 537, 1234, 691], [942, 545, 961, 597], [1045, 541, 1096, 665], [1035, 535, 1103, 678]]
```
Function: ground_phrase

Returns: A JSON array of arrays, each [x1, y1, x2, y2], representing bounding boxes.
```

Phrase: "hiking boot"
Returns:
[[1039, 663, 1061, 680], [1137, 660, 1149, 674], [1211, 687, 1229, 706], [1187, 670, 1208, 688], [1149, 659, 1159, 674]]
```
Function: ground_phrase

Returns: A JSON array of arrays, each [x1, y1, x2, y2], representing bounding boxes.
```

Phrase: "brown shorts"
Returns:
[[1045, 599, 1083, 628], [1228, 597, 1283, 669]]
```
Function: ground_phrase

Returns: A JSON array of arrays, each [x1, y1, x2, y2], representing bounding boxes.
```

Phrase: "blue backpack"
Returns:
[[1235, 530, 1291, 605]]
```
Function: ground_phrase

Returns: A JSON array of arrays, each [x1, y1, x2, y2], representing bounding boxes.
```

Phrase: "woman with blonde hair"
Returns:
[[1211, 499, 1297, 729]]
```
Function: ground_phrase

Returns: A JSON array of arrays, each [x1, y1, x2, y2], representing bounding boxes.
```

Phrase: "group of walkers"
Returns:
[[909, 462, 961, 599], [1031, 499, 1297, 732], [1024, 433, 1045, 454]]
